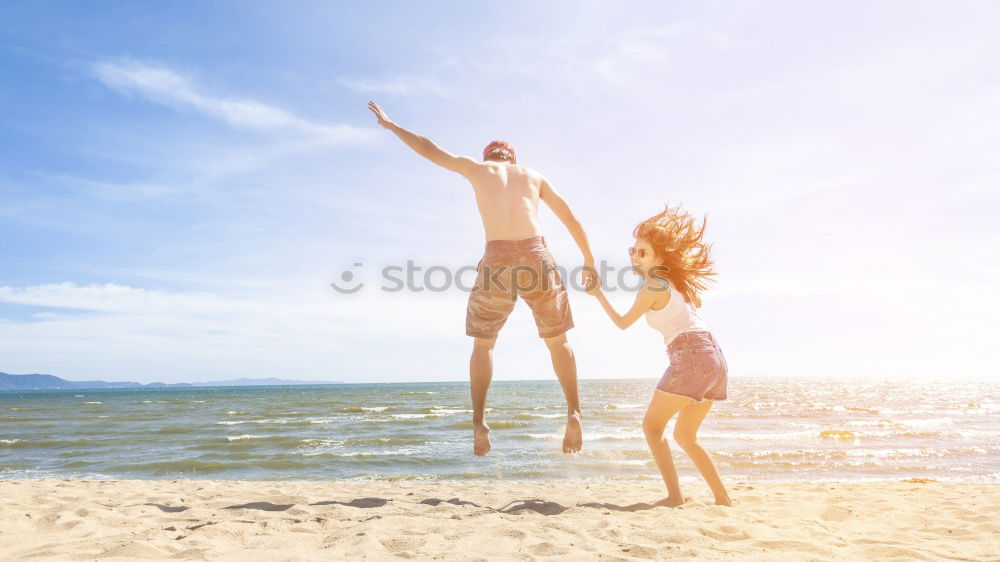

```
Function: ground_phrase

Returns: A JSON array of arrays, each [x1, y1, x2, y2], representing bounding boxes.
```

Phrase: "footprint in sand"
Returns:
[[100, 542, 170, 559], [700, 526, 751, 541], [528, 542, 570, 556], [495, 529, 526, 540], [752, 539, 833, 556], [864, 545, 932, 560], [820, 505, 853, 522], [619, 544, 657, 559], [59, 519, 84, 531], [379, 536, 425, 554]]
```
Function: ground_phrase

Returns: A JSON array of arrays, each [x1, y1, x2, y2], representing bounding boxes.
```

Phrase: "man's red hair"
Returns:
[[483, 140, 516, 164]]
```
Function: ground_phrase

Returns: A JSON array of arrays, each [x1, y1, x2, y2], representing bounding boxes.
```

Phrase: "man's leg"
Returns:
[[543, 333, 583, 453], [470, 336, 496, 456], [466, 253, 515, 457]]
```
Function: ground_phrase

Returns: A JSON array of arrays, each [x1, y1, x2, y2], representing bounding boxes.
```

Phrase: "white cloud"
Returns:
[[338, 76, 448, 96], [92, 59, 377, 143], [591, 22, 728, 82]]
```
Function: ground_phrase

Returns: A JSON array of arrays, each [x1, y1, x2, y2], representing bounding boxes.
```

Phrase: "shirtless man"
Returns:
[[367, 101, 595, 456]]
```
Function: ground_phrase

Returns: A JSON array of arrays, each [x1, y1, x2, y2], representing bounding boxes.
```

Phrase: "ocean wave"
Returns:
[[307, 417, 341, 425], [254, 459, 310, 469], [300, 438, 343, 446], [226, 434, 266, 441], [445, 420, 529, 430], [154, 426, 199, 435], [714, 444, 998, 461], [845, 419, 906, 428], [521, 433, 557, 440], [819, 430, 859, 441], [515, 413, 564, 419], [520, 431, 638, 441], [104, 459, 231, 474], [215, 418, 300, 426], [900, 417, 956, 429], [0, 438, 98, 449], [422, 407, 472, 415], [603, 403, 644, 410], [544, 426, 1000, 445], [698, 430, 815, 441], [843, 406, 880, 414], [606, 459, 651, 467], [0, 467, 114, 480], [342, 437, 429, 446], [300, 449, 419, 458]]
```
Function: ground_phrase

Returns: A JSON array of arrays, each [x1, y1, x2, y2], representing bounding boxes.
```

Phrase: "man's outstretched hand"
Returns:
[[368, 101, 394, 129]]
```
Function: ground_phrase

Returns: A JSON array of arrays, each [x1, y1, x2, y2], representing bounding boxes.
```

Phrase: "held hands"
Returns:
[[367, 100, 394, 129], [582, 264, 601, 295]]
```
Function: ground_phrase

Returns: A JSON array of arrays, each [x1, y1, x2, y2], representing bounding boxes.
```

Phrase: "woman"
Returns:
[[586, 204, 731, 507]]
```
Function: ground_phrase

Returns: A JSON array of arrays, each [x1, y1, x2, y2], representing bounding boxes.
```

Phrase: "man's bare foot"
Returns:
[[562, 411, 583, 453], [655, 495, 687, 508], [473, 423, 491, 456]]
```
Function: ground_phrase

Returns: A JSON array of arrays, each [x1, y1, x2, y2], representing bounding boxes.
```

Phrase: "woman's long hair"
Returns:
[[633, 203, 717, 307]]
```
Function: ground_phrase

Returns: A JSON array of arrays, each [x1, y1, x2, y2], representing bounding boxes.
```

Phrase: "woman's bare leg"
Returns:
[[674, 399, 731, 506], [643, 391, 694, 507]]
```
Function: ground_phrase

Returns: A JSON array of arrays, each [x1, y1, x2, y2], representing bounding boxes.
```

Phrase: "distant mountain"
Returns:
[[196, 377, 346, 387], [0, 372, 344, 391]]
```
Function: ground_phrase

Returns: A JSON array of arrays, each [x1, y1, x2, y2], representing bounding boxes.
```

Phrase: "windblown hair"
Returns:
[[633, 203, 717, 307]]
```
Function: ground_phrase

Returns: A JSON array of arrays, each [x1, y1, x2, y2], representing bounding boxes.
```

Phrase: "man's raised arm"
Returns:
[[368, 101, 477, 176], [539, 176, 598, 287]]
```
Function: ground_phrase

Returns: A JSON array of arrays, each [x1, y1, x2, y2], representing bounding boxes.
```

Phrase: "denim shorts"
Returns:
[[656, 330, 728, 403]]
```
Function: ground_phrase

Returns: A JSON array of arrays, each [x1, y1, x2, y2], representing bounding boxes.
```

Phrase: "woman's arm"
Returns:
[[587, 284, 661, 330]]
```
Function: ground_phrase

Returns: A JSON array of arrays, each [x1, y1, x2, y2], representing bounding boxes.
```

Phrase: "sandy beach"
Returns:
[[0, 479, 995, 560]]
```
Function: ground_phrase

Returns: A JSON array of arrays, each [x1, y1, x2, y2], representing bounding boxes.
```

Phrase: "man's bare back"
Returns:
[[466, 161, 545, 241]]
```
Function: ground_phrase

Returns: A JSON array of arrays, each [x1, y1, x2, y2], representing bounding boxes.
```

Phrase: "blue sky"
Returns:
[[1, 1, 998, 383]]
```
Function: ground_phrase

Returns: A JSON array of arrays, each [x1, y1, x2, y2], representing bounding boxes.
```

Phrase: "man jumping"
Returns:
[[368, 101, 595, 456]]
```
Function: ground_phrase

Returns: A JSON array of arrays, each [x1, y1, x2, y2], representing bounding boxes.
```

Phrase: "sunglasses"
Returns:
[[627, 247, 648, 258]]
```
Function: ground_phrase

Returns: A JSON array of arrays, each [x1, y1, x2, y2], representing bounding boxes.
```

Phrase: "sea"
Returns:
[[2, 378, 998, 483]]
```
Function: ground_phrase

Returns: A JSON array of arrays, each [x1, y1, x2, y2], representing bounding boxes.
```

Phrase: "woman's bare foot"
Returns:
[[714, 494, 733, 507], [473, 423, 491, 456], [655, 495, 687, 508], [562, 411, 583, 453]]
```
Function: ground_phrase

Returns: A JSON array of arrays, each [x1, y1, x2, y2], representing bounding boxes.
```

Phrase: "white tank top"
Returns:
[[644, 277, 708, 348]]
